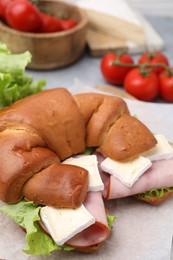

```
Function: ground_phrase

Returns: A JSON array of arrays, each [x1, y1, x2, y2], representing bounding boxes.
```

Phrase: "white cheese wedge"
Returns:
[[142, 134, 173, 161], [62, 155, 104, 191], [64, 0, 145, 45], [101, 156, 152, 187], [75, 0, 141, 25], [40, 205, 95, 246]]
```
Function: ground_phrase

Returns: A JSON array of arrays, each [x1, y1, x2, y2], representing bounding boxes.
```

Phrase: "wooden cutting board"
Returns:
[[87, 28, 128, 56], [87, 12, 164, 56]]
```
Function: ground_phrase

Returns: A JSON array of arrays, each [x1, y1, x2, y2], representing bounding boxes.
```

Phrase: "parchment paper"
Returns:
[[1, 83, 173, 260]]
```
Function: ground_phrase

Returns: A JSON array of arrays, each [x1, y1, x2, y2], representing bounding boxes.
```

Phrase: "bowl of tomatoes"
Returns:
[[0, 0, 88, 70]]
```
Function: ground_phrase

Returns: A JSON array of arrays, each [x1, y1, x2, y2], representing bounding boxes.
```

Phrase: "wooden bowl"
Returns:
[[0, 0, 88, 70]]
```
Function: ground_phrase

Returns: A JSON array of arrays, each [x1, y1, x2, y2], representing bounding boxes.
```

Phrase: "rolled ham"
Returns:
[[100, 157, 173, 200], [66, 191, 110, 252]]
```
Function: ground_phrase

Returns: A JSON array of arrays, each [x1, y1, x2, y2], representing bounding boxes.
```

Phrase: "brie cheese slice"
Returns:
[[101, 156, 152, 187], [142, 134, 173, 161], [62, 155, 104, 191], [40, 204, 95, 246]]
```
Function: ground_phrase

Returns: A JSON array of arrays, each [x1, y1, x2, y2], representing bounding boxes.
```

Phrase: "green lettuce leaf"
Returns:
[[0, 43, 46, 108], [0, 50, 32, 76], [0, 43, 11, 54], [81, 147, 94, 155], [107, 214, 117, 230], [138, 187, 173, 198], [0, 201, 74, 256], [0, 200, 116, 255]]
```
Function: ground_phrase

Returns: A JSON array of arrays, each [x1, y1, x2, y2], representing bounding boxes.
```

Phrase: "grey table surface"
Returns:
[[28, 16, 173, 96]]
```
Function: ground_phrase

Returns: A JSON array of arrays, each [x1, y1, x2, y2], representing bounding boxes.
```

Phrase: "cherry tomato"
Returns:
[[60, 18, 78, 30], [5, 0, 42, 32], [138, 51, 169, 75], [124, 68, 159, 101], [0, 0, 12, 20], [159, 68, 173, 102], [39, 13, 62, 33], [100, 52, 134, 85]]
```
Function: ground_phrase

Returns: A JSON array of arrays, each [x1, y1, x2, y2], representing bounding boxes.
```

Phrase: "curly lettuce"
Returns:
[[0, 201, 74, 256], [81, 147, 94, 155], [107, 214, 117, 230], [0, 200, 117, 255], [0, 43, 45, 108], [137, 187, 173, 199]]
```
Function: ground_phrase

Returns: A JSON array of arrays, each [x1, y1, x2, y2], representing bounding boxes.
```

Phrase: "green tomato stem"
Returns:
[[111, 61, 136, 68], [143, 62, 169, 70], [167, 70, 173, 76], [111, 60, 171, 75]]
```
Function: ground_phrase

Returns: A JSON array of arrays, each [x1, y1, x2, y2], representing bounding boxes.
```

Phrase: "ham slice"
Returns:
[[94, 151, 173, 200], [66, 191, 110, 252], [102, 158, 173, 200]]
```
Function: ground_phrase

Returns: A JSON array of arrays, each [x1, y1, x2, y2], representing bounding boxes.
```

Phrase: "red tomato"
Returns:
[[138, 51, 169, 75], [60, 18, 78, 30], [159, 68, 173, 102], [124, 68, 159, 101], [0, 0, 12, 19], [100, 52, 134, 85], [5, 0, 42, 32], [39, 13, 62, 33]]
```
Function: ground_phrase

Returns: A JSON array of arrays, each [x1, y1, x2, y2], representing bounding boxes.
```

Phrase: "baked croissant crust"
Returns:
[[0, 88, 157, 207]]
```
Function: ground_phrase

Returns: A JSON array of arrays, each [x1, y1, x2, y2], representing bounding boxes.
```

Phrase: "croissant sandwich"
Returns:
[[0, 87, 173, 256]]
